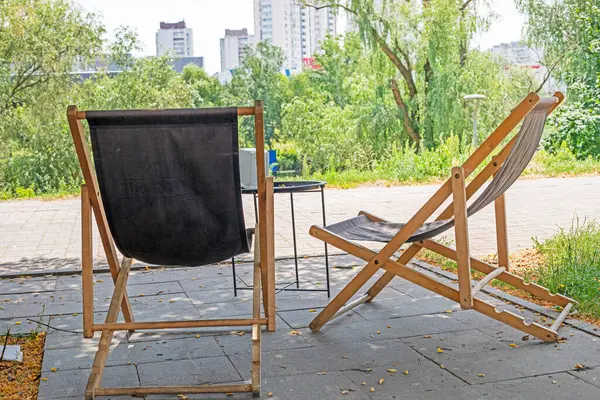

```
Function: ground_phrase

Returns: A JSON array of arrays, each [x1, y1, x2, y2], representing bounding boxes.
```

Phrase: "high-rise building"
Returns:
[[220, 28, 253, 71], [156, 21, 194, 57], [254, 0, 336, 70]]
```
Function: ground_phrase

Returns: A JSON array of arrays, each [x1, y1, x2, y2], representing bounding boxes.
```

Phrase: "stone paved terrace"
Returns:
[[1, 255, 600, 399], [1, 176, 600, 277]]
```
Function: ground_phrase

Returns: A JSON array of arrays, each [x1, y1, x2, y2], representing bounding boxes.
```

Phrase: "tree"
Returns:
[[0, 0, 104, 114], [181, 64, 224, 106], [517, 0, 600, 158], [304, 0, 489, 146], [224, 41, 286, 147]]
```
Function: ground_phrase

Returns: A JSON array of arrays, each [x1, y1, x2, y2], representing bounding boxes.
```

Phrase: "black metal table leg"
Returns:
[[253, 193, 258, 223], [232, 257, 237, 296], [290, 192, 300, 288], [321, 186, 330, 297]]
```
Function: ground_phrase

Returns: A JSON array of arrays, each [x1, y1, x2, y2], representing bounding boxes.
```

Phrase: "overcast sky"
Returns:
[[77, 0, 525, 74]]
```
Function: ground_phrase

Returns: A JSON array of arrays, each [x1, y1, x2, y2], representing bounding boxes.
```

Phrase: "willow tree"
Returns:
[[304, 0, 489, 146]]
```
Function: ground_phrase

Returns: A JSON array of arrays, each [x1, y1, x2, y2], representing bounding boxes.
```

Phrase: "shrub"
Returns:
[[534, 218, 600, 319]]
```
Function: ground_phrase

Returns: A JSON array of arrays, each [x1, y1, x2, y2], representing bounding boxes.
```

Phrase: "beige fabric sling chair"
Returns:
[[308, 92, 576, 343], [67, 101, 275, 399]]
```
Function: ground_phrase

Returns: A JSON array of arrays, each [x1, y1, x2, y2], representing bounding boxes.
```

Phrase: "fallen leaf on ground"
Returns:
[[50, 367, 57, 372], [437, 347, 444, 353], [378, 378, 384, 385], [508, 343, 519, 348], [404, 370, 409, 375], [422, 335, 432, 338], [574, 364, 585, 370], [289, 330, 301, 335], [369, 387, 375, 392], [376, 330, 381, 334], [387, 368, 397, 373], [318, 371, 327, 375], [267, 392, 273, 397], [440, 364, 445, 369], [309, 309, 317, 313], [477, 373, 485, 377]]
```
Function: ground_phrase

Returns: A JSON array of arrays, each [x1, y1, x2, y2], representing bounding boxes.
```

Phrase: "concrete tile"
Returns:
[[37, 365, 138, 399], [137, 357, 241, 386]]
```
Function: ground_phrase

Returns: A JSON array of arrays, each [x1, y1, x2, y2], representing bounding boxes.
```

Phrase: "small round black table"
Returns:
[[232, 181, 330, 297]]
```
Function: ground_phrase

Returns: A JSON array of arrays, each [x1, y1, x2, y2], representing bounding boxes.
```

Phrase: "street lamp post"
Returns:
[[464, 94, 486, 147]]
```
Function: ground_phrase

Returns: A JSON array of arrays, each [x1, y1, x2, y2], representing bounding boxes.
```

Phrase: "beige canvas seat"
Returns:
[[308, 92, 576, 343]]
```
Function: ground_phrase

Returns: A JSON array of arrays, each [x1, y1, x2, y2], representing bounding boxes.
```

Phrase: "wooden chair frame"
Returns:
[[67, 101, 276, 399], [308, 92, 576, 343]]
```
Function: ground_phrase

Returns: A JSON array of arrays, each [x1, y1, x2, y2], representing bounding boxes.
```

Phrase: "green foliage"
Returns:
[[518, 0, 600, 158], [534, 218, 600, 319]]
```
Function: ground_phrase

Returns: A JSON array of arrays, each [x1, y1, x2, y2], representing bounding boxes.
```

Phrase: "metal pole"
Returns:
[[232, 257, 237, 296], [472, 101, 480, 147], [321, 186, 331, 298]]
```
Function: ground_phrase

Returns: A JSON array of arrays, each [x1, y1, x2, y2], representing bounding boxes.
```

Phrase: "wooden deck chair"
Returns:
[[66, 101, 275, 399], [308, 92, 577, 343]]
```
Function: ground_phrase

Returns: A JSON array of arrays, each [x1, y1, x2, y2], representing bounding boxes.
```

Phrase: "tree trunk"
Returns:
[[391, 78, 420, 144]]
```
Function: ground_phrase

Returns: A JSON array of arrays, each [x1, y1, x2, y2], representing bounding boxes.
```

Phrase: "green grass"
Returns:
[[534, 218, 600, 319]]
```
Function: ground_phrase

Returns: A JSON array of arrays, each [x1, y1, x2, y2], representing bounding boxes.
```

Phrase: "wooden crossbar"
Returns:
[[331, 294, 371, 321], [472, 267, 506, 296], [551, 303, 574, 332], [93, 318, 269, 331], [93, 384, 254, 396]]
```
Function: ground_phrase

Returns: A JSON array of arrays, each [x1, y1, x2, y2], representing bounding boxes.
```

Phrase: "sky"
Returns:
[[77, 0, 526, 74]]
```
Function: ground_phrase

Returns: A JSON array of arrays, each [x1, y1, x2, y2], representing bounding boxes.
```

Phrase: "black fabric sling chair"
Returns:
[[308, 92, 576, 343], [67, 101, 275, 399]]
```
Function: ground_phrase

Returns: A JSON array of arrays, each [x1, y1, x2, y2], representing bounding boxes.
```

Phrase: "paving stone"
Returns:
[[571, 365, 600, 389], [342, 363, 467, 399], [42, 335, 223, 371], [0, 316, 50, 334], [137, 356, 241, 386], [229, 338, 432, 380], [300, 313, 470, 347], [477, 372, 600, 400], [37, 365, 138, 399], [260, 371, 369, 400], [404, 326, 600, 384], [216, 326, 313, 353], [353, 294, 460, 320], [0, 277, 56, 294], [277, 307, 366, 329], [0, 292, 54, 318]]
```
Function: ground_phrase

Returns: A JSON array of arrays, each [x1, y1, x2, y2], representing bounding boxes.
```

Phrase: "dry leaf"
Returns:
[[404, 370, 409, 375], [376, 330, 381, 334], [440, 364, 446, 369], [41, 377, 48, 381], [387, 369, 397, 373], [289, 330, 301, 335], [309, 309, 317, 313], [422, 335, 432, 338], [267, 392, 273, 397], [318, 371, 327, 375], [341, 390, 348, 395], [15, 321, 21, 325], [96, 279, 104, 283], [444, 310, 453, 314], [361, 382, 366, 385], [50, 367, 57, 372], [342, 355, 348, 359], [369, 387, 375, 392], [387, 325, 391, 328], [574, 364, 585, 370], [195, 334, 200, 338], [437, 347, 444, 353], [508, 343, 519, 348], [477, 373, 485, 377], [378, 378, 384, 385]]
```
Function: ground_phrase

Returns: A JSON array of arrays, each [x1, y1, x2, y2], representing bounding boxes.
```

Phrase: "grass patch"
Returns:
[[534, 217, 600, 320]]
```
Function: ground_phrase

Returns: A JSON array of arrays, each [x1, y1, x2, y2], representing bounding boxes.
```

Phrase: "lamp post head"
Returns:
[[464, 94, 486, 101]]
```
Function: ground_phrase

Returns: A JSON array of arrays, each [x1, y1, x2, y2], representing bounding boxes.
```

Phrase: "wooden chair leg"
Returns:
[[494, 193, 510, 272], [81, 185, 94, 338], [452, 167, 473, 309], [264, 177, 276, 331], [251, 324, 261, 397], [85, 257, 133, 399]]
